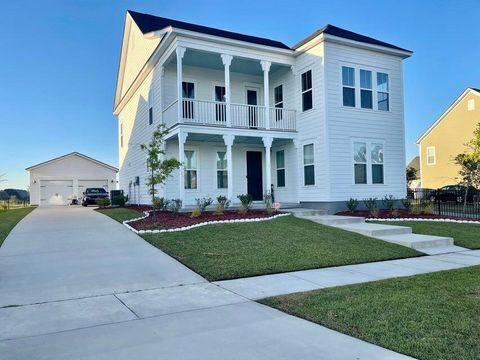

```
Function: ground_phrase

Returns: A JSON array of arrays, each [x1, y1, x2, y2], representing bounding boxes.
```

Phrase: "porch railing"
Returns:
[[161, 98, 296, 131]]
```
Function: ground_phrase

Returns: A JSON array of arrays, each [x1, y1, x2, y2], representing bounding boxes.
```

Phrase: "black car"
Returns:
[[430, 185, 479, 203], [82, 188, 109, 206]]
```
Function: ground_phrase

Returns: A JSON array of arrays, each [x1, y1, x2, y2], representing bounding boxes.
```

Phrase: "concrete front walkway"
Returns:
[[0, 207, 412, 359]]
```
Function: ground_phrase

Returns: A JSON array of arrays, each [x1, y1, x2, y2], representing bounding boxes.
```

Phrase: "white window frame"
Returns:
[[276, 149, 286, 188], [216, 150, 228, 189], [342, 66, 356, 108], [301, 69, 313, 112], [351, 139, 385, 185], [184, 147, 199, 190], [426, 146, 436, 165], [148, 89, 154, 125], [303, 143, 315, 186], [377, 72, 390, 111], [359, 69, 373, 109]]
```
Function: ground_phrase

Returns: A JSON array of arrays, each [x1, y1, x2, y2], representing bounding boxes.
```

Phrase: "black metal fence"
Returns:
[[407, 187, 480, 219]]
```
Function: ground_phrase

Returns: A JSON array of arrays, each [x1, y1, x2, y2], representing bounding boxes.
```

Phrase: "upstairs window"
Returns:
[[342, 66, 355, 107], [301, 70, 313, 111], [377, 73, 389, 111], [276, 150, 285, 187], [303, 144, 315, 185], [216, 151, 227, 189], [274, 85, 283, 121], [360, 70, 372, 109], [426, 146, 436, 165], [184, 150, 197, 189], [148, 89, 154, 125]]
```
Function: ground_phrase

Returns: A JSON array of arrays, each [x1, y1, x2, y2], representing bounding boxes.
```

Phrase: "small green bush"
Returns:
[[215, 195, 230, 215], [153, 197, 170, 211], [363, 197, 378, 212], [191, 207, 201, 218], [95, 198, 110, 208], [112, 195, 127, 207], [382, 195, 396, 211], [402, 198, 411, 211], [237, 194, 253, 214], [346, 198, 359, 212], [169, 199, 182, 213], [195, 197, 213, 213]]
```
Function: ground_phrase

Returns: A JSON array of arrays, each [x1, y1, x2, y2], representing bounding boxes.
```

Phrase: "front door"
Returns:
[[246, 151, 263, 201], [246, 89, 258, 128]]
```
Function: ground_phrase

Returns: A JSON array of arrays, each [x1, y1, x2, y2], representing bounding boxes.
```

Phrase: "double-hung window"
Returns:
[[216, 151, 227, 189], [377, 73, 389, 111], [148, 89, 154, 125], [353, 141, 384, 184], [303, 144, 315, 185], [276, 150, 285, 187], [342, 66, 355, 107], [360, 70, 372, 109], [426, 147, 436, 165], [301, 70, 313, 111], [184, 150, 197, 189], [274, 85, 283, 121]]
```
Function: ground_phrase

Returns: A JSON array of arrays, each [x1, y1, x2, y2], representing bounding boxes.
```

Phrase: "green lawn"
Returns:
[[140, 215, 421, 281], [0, 207, 35, 246], [377, 220, 480, 249], [261, 266, 480, 360], [96, 207, 144, 223]]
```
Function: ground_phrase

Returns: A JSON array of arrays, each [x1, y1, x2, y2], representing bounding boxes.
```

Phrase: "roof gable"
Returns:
[[417, 88, 480, 144], [26, 152, 118, 172]]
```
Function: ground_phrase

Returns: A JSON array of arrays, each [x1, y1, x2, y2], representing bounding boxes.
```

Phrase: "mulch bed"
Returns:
[[336, 209, 472, 221], [127, 209, 279, 230]]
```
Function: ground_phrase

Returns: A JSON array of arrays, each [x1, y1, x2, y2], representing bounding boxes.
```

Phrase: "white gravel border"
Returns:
[[366, 217, 480, 224], [123, 210, 290, 234]]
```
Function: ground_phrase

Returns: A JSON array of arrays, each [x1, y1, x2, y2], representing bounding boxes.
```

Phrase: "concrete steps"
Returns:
[[337, 222, 412, 237], [284, 208, 327, 217], [302, 215, 364, 225], [377, 233, 454, 250]]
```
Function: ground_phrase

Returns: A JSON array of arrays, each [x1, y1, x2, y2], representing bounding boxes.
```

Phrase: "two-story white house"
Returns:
[[113, 10, 412, 212]]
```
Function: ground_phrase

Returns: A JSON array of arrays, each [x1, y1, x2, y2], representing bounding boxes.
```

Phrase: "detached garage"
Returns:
[[27, 152, 118, 206]]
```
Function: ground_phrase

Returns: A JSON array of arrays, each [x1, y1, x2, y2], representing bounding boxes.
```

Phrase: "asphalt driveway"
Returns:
[[0, 207, 411, 359]]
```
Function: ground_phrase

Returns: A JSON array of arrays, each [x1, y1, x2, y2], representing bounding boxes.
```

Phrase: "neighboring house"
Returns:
[[407, 156, 421, 189], [27, 152, 118, 206], [114, 10, 412, 212], [417, 88, 480, 189]]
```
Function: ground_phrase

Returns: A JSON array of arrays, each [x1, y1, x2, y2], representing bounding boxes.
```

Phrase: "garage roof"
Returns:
[[26, 152, 118, 172]]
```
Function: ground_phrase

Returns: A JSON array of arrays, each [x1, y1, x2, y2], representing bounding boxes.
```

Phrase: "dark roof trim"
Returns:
[[293, 24, 412, 53], [127, 10, 291, 50], [26, 152, 118, 172]]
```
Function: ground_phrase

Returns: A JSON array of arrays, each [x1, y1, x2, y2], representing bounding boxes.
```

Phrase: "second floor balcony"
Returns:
[[163, 98, 296, 131]]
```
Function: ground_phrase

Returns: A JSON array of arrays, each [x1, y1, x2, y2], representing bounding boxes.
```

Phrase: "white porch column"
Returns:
[[223, 134, 235, 201], [178, 130, 188, 206], [221, 54, 233, 127], [260, 60, 271, 130], [176, 47, 186, 124], [262, 136, 273, 195]]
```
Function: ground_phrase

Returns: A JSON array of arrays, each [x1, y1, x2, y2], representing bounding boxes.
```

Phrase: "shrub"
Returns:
[[423, 204, 433, 215], [363, 198, 378, 212], [112, 195, 127, 207], [95, 198, 110, 208], [237, 194, 253, 214], [264, 192, 274, 214], [391, 208, 400, 218], [191, 207, 201, 218], [153, 197, 170, 212], [346, 198, 359, 213], [411, 204, 422, 215], [215, 195, 230, 215], [370, 208, 380, 218], [382, 195, 396, 211], [169, 199, 182, 213], [402, 198, 411, 211], [195, 197, 213, 213]]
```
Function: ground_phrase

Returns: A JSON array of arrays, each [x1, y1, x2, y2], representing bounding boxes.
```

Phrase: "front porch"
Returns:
[[164, 127, 298, 207]]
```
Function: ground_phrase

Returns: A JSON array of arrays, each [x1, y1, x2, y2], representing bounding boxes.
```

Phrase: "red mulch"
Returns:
[[336, 209, 471, 221], [127, 209, 278, 230]]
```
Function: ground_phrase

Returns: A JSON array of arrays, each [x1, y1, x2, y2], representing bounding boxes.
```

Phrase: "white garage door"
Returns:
[[40, 180, 73, 206], [78, 180, 109, 197]]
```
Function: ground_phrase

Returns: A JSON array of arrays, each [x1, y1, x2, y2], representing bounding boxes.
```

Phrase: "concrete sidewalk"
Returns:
[[0, 207, 413, 359], [215, 250, 480, 299]]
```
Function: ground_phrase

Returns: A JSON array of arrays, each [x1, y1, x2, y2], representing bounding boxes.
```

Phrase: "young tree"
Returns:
[[140, 125, 181, 211], [406, 166, 418, 187]]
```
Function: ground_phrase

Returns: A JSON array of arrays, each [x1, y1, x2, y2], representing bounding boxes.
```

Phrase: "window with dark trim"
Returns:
[[303, 144, 315, 185], [301, 70, 313, 111], [276, 150, 285, 187]]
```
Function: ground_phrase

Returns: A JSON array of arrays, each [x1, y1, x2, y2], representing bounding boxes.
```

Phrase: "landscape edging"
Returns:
[[366, 217, 480, 224], [123, 211, 290, 234]]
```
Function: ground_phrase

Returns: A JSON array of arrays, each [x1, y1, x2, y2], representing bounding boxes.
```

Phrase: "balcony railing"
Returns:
[[162, 99, 296, 131]]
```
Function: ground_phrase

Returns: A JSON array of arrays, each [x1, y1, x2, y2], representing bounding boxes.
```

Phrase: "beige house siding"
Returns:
[[418, 89, 480, 189]]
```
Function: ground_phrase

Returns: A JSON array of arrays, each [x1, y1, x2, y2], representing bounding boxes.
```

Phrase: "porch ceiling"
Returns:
[[172, 132, 293, 146], [171, 49, 284, 76]]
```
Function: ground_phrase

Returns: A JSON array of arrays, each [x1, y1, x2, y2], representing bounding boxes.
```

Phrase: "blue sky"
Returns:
[[1, 0, 479, 189]]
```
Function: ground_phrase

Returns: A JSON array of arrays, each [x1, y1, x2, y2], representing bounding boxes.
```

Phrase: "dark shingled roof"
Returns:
[[470, 87, 480, 93], [127, 10, 291, 50], [293, 24, 411, 52]]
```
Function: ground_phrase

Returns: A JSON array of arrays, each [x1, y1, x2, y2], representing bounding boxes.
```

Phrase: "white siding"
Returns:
[[324, 42, 406, 201]]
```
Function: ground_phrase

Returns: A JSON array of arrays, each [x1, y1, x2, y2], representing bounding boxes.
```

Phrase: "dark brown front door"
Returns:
[[246, 151, 263, 200]]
